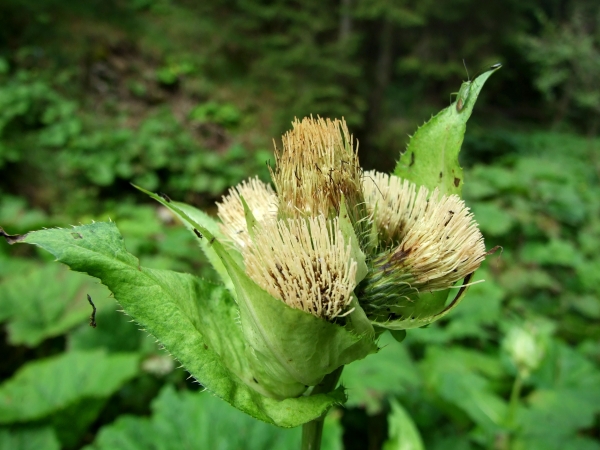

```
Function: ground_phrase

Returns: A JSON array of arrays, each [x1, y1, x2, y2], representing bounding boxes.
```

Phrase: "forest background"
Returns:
[[0, 0, 599, 449]]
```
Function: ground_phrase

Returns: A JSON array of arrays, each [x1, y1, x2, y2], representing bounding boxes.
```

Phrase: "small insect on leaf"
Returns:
[[158, 192, 171, 203], [456, 59, 472, 112], [87, 294, 97, 328], [456, 82, 471, 112]]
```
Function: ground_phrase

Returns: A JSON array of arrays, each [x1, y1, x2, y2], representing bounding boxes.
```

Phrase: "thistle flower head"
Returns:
[[270, 116, 365, 223], [244, 216, 357, 320], [360, 171, 486, 323]]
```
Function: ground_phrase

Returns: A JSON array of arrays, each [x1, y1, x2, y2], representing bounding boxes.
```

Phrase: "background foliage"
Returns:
[[1, 0, 599, 448]]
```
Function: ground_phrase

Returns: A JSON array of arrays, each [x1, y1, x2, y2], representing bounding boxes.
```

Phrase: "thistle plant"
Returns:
[[0, 65, 500, 449]]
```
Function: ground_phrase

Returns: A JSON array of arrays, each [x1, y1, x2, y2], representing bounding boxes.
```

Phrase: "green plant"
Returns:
[[1, 66, 502, 449]]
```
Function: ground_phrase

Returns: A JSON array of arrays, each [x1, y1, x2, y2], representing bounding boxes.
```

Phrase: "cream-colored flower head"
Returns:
[[244, 215, 357, 320], [270, 116, 364, 222], [362, 170, 485, 296], [217, 177, 278, 249]]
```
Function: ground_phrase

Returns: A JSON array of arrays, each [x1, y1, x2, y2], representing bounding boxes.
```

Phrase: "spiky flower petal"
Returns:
[[270, 116, 365, 224], [217, 177, 278, 249], [244, 215, 357, 320]]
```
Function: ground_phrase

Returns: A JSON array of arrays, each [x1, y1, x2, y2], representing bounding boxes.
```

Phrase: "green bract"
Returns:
[[0, 66, 499, 426]]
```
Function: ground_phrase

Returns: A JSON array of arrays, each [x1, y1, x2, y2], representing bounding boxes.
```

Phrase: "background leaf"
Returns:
[[84, 385, 344, 450], [0, 426, 60, 450], [0, 264, 110, 347], [383, 399, 425, 450], [343, 333, 420, 414], [0, 350, 139, 424]]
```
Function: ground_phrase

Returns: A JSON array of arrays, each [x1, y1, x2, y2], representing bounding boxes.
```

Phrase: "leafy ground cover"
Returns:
[[1, 1, 599, 448], [1, 129, 598, 449]]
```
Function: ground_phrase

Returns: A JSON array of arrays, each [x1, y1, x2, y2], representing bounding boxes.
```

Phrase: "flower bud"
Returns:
[[502, 321, 552, 378]]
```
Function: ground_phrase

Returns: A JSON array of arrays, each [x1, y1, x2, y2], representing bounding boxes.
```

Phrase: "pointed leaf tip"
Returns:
[[0, 227, 28, 244], [394, 62, 501, 196]]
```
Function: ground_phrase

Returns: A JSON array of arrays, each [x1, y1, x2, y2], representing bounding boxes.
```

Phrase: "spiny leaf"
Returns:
[[14, 221, 345, 427], [133, 184, 239, 294], [394, 64, 501, 196]]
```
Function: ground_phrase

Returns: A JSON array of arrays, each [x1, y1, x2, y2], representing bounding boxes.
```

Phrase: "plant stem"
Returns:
[[301, 366, 344, 450], [507, 373, 524, 428], [501, 373, 524, 450]]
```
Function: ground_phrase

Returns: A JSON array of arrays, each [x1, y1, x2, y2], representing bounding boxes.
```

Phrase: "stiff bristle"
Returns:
[[271, 116, 363, 220], [363, 170, 485, 291], [244, 216, 357, 319]]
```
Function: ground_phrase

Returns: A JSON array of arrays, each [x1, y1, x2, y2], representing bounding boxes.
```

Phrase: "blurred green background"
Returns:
[[1, 0, 599, 449]]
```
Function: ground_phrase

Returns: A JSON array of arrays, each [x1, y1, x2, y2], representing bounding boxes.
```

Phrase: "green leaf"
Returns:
[[85, 385, 343, 450], [421, 347, 507, 433], [470, 202, 515, 237], [512, 436, 600, 450], [339, 196, 368, 284], [443, 268, 504, 339], [383, 399, 425, 450], [394, 64, 501, 196], [0, 264, 110, 347], [68, 303, 158, 354], [343, 333, 420, 414], [518, 389, 598, 440], [133, 185, 239, 293], [15, 221, 344, 427], [0, 350, 139, 423], [0, 426, 60, 450], [523, 341, 600, 440]]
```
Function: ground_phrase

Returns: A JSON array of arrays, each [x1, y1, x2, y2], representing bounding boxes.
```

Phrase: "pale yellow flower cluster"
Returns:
[[216, 117, 486, 321]]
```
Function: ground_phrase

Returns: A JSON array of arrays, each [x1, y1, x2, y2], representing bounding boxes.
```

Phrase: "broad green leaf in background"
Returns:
[[469, 202, 515, 237], [395, 64, 501, 196], [0, 426, 60, 450], [84, 385, 343, 450], [68, 303, 159, 354], [443, 268, 504, 340], [13, 221, 344, 427], [512, 436, 600, 450], [0, 350, 139, 424], [520, 239, 581, 267], [0, 256, 35, 286], [0, 264, 109, 347], [421, 347, 507, 434], [517, 341, 600, 447], [383, 399, 425, 450], [343, 333, 420, 414]]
